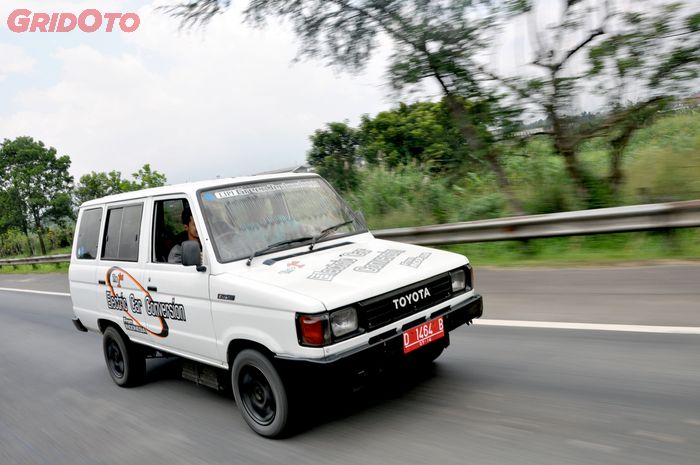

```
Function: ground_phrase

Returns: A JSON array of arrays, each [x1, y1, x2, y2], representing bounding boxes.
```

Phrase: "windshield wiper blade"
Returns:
[[309, 220, 354, 251], [247, 236, 313, 266]]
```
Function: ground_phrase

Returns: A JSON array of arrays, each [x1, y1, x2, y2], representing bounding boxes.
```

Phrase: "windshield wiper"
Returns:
[[309, 220, 355, 251], [247, 236, 313, 266]]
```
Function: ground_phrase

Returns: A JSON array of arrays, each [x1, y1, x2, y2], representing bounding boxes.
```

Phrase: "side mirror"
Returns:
[[182, 240, 206, 272]]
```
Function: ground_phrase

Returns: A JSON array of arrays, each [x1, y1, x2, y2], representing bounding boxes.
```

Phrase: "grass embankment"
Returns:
[[0, 263, 69, 275], [0, 247, 71, 274], [445, 229, 700, 267]]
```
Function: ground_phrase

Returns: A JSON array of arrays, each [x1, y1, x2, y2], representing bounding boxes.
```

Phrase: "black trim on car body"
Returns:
[[281, 293, 483, 366]]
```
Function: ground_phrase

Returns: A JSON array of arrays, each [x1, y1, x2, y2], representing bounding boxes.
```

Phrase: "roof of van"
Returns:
[[78, 172, 321, 208]]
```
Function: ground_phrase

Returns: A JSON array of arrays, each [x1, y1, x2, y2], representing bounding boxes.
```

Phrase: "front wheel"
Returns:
[[102, 326, 146, 387], [232, 349, 289, 438]]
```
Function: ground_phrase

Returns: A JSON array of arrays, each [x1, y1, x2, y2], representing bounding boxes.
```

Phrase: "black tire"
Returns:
[[102, 326, 146, 387], [232, 349, 289, 438]]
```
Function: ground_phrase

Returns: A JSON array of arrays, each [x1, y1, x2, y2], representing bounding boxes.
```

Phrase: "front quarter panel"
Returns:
[[210, 274, 326, 362]]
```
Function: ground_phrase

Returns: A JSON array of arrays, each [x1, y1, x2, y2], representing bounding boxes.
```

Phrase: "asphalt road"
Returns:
[[0, 266, 699, 465]]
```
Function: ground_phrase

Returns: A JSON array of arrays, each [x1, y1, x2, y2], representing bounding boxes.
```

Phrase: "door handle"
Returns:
[[98, 280, 106, 285], [147, 286, 158, 292]]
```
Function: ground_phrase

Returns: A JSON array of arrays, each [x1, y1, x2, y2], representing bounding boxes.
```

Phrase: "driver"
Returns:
[[168, 208, 200, 264]]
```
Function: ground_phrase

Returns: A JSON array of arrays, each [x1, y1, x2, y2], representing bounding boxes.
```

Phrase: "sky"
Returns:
[[0, 0, 392, 184], [1, 1, 680, 185]]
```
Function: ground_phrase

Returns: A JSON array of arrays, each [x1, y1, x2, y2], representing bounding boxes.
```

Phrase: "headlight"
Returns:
[[329, 307, 358, 338], [450, 269, 467, 292]]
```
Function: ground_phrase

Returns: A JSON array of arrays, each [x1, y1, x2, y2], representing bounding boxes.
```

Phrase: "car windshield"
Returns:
[[199, 177, 366, 262]]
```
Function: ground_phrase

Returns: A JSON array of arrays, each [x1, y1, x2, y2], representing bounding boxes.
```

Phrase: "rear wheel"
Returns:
[[232, 349, 289, 438], [102, 326, 146, 387]]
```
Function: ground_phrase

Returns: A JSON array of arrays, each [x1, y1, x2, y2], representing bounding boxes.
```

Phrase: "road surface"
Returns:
[[0, 265, 698, 464]]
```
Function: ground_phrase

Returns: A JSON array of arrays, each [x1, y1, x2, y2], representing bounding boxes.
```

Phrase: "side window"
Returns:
[[101, 204, 143, 262], [75, 208, 102, 260], [152, 198, 191, 263]]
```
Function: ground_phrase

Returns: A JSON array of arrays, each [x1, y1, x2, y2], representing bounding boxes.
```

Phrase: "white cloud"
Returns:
[[0, 43, 35, 79], [0, 1, 391, 184]]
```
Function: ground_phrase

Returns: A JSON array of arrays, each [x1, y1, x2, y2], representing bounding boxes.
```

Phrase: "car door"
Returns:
[[143, 195, 219, 364], [95, 201, 149, 344]]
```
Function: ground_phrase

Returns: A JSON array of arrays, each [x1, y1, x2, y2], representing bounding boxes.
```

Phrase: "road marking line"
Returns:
[[566, 439, 619, 453], [632, 430, 686, 444], [0, 288, 698, 335], [476, 319, 700, 334], [0, 287, 70, 297]]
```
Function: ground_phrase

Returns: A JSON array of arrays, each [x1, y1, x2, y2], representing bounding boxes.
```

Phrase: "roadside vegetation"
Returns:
[[1, 0, 699, 269], [0, 136, 167, 260], [340, 111, 700, 265]]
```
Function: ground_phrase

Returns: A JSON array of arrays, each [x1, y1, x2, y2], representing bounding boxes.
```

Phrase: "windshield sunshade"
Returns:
[[199, 177, 365, 263]]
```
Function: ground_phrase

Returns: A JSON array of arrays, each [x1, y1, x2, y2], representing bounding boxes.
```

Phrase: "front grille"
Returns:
[[357, 273, 454, 331]]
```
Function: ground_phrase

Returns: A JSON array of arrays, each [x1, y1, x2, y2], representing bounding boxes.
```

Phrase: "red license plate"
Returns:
[[403, 317, 445, 354]]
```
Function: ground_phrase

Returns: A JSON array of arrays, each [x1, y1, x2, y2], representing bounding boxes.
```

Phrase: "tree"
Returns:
[[75, 170, 128, 205], [165, 0, 525, 214], [491, 0, 700, 205], [75, 164, 168, 205], [130, 163, 168, 190], [0, 137, 74, 255], [307, 122, 360, 192], [0, 188, 25, 235], [359, 101, 471, 173]]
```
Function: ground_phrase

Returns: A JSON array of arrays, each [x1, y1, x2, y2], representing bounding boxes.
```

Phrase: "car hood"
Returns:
[[226, 235, 468, 309]]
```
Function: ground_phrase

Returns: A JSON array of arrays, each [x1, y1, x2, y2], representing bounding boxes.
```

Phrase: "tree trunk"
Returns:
[[31, 209, 47, 256], [484, 150, 525, 215], [444, 95, 525, 215], [548, 112, 591, 206], [23, 228, 34, 256], [561, 149, 591, 206], [608, 134, 630, 200]]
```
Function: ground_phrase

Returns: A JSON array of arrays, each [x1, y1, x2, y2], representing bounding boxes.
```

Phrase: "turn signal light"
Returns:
[[297, 314, 330, 346]]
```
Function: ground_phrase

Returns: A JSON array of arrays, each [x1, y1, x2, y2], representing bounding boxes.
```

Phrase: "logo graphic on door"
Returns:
[[104, 266, 188, 338]]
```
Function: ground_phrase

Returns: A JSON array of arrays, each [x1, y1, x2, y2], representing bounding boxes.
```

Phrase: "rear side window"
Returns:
[[101, 204, 143, 262], [75, 208, 103, 260]]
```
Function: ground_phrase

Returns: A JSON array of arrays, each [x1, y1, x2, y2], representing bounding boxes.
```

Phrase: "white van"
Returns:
[[69, 173, 483, 437]]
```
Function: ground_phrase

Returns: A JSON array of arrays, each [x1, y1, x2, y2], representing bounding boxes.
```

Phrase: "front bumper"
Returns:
[[277, 294, 483, 383]]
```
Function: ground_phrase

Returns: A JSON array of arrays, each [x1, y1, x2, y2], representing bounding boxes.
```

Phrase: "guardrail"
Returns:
[[0, 254, 71, 267], [373, 199, 700, 245], [2, 200, 699, 266]]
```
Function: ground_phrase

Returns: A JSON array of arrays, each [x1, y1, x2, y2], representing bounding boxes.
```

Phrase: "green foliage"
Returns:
[[344, 165, 505, 229], [623, 113, 700, 202], [0, 137, 74, 255], [0, 188, 25, 235], [131, 163, 168, 190], [0, 262, 70, 274], [75, 170, 128, 205], [75, 164, 168, 205], [359, 101, 470, 173], [446, 229, 700, 267], [0, 225, 73, 258], [307, 122, 360, 192]]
